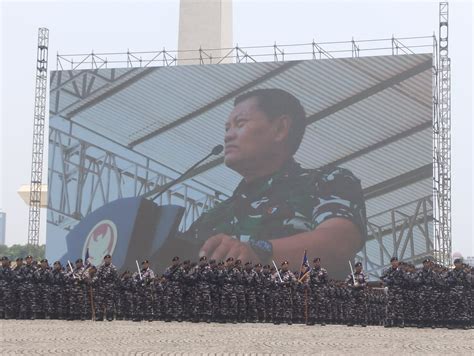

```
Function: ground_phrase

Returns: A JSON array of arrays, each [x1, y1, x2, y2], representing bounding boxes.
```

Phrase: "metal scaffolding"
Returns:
[[56, 36, 434, 70], [27, 28, 49, 246], [433, 2, 452, 265], [48, 125, 221, 233]]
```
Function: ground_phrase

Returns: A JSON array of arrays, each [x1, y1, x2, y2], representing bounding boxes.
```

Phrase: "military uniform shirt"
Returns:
[[186, 159, 366, 247]]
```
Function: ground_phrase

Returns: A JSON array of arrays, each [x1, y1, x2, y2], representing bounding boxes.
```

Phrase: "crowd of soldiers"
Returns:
[[0, 254, 472, 329]]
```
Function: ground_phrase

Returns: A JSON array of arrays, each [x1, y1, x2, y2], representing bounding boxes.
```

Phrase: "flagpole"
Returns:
[[298, 249, 307, 280]]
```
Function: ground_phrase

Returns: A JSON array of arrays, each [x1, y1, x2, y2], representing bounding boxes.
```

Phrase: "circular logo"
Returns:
[[82, 220, 118, 265]]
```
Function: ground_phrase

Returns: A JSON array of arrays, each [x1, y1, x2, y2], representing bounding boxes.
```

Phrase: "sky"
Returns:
[[0, 0, 473, 256]]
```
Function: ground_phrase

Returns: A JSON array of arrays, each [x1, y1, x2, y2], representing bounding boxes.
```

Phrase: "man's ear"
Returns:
[[273, 115, 292, 143]]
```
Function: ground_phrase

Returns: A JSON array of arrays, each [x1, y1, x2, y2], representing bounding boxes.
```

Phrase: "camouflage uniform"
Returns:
[[97, 263, 118, 320], [308, 267, 329, 325], [0, 260, 14, 319], [233, 265, 246, 322], [345, 270, 368, 326], [68, 265, 86, 320], [253, 268, 266, 322], [134, 267, 155, 321], [403, 267, 419, 327], [50, 267, 66, 319], [185, 161, 367, 279], [194, 263, 213, 322], [34, 266, 53, 318], [153, 277, 165, 321], [416, 267, 437, 327], [117, 273, 135, 320], [183, 263, 198, 321], [242, 266, 258, 322], [84, 269, 101, 320], [18, 263, 37, 319], [446, 267, 471, 328], [163, 264, 185, 321], [380, 265, 406, 327], [274, 269, 296, 324], [219, 266, 238, 323]]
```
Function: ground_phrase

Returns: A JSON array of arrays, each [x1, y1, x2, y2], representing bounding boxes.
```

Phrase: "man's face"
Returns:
[[281, 264, 288, 272], [104, 257, 111, 265], [224, 97, 288, 175], [172, 259, 179, 267], [255, 266, 262, 273], [454, 262, 462, 270], [54, 263, 61, 271], [41, 261, 48, 269], [26, 257, 33, 265], [355, 265, 362, 273], [1, 260, 8, 267], [76, 261, 83, 269], [313, 260, 321, 269], [391, 260, 399, 268], [143, 262, 149, 269]]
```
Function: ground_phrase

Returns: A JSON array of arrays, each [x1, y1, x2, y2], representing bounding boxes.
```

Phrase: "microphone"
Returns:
[[146, 144, 223, 202]]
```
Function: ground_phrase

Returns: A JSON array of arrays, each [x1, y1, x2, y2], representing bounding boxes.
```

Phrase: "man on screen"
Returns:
[[184, 88, 366, 279]]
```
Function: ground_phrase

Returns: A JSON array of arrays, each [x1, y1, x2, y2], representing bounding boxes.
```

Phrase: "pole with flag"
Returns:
[[297, 250, 311, 324]]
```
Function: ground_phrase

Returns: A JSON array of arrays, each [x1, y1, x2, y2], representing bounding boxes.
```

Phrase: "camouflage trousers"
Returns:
[[309, 286, 328, 323], [0, 282, 14, 318], [244, 287, 257, 322], [163, 282, 183, 319], [50, 285, 65, 318], [69, 283, 85, 318], [220, 283, 237, 319], [403, 288, 418, 325], [117, 290, 135, 319], [19, 282, 36, 317], [447, 286, 470, 324], [98, 283, 116, 317], [274, 285, 293, 322], [193, 282, 212, 319], [35, 283, 52, 316], [134, 286, 154, 319], [385, 286, 404, 325], [347, 290, 367, 325], [418, 286, 436, 325]]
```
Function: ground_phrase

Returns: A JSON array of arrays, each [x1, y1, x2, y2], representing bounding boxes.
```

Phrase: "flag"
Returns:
[[84, 248, 91, 267], [298, 250, 311, 279]]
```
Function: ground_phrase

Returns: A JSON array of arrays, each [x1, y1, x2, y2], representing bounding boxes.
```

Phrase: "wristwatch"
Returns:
[[248, 237, 273, 264]]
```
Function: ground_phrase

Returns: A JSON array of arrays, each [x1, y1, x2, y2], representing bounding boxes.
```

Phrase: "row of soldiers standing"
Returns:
[[0, 254, 472, 329], [381, 257, 473, 329]]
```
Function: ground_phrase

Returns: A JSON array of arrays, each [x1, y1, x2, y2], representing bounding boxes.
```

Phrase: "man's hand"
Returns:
[[199, 233, 259, 262]]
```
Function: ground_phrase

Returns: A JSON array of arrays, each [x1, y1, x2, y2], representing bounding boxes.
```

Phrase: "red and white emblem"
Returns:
[[82, 220, 118, 265]]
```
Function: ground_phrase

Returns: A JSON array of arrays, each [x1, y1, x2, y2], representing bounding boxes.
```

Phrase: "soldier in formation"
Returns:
[[0, 253, 472, 329]]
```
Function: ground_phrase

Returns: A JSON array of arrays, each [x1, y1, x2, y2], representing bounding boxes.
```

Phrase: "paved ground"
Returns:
[[0, 320, 473, 355]]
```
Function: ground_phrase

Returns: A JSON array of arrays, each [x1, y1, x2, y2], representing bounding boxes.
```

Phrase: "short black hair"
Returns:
[[234, 88, 306, 155]]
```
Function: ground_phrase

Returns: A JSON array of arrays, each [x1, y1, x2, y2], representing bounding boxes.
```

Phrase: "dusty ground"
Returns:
[[0, 320, 473, 355]]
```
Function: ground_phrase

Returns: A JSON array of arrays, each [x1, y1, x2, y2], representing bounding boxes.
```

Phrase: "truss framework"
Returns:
[[433, 2, 452, 266], [28, 28, 49, 246]]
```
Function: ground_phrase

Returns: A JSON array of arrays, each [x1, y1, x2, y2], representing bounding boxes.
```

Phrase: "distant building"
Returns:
[[0, 212, 5, 245]]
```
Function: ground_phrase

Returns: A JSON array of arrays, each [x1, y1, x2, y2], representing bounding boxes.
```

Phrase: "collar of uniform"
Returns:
[[232, 158, 301, 197]]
